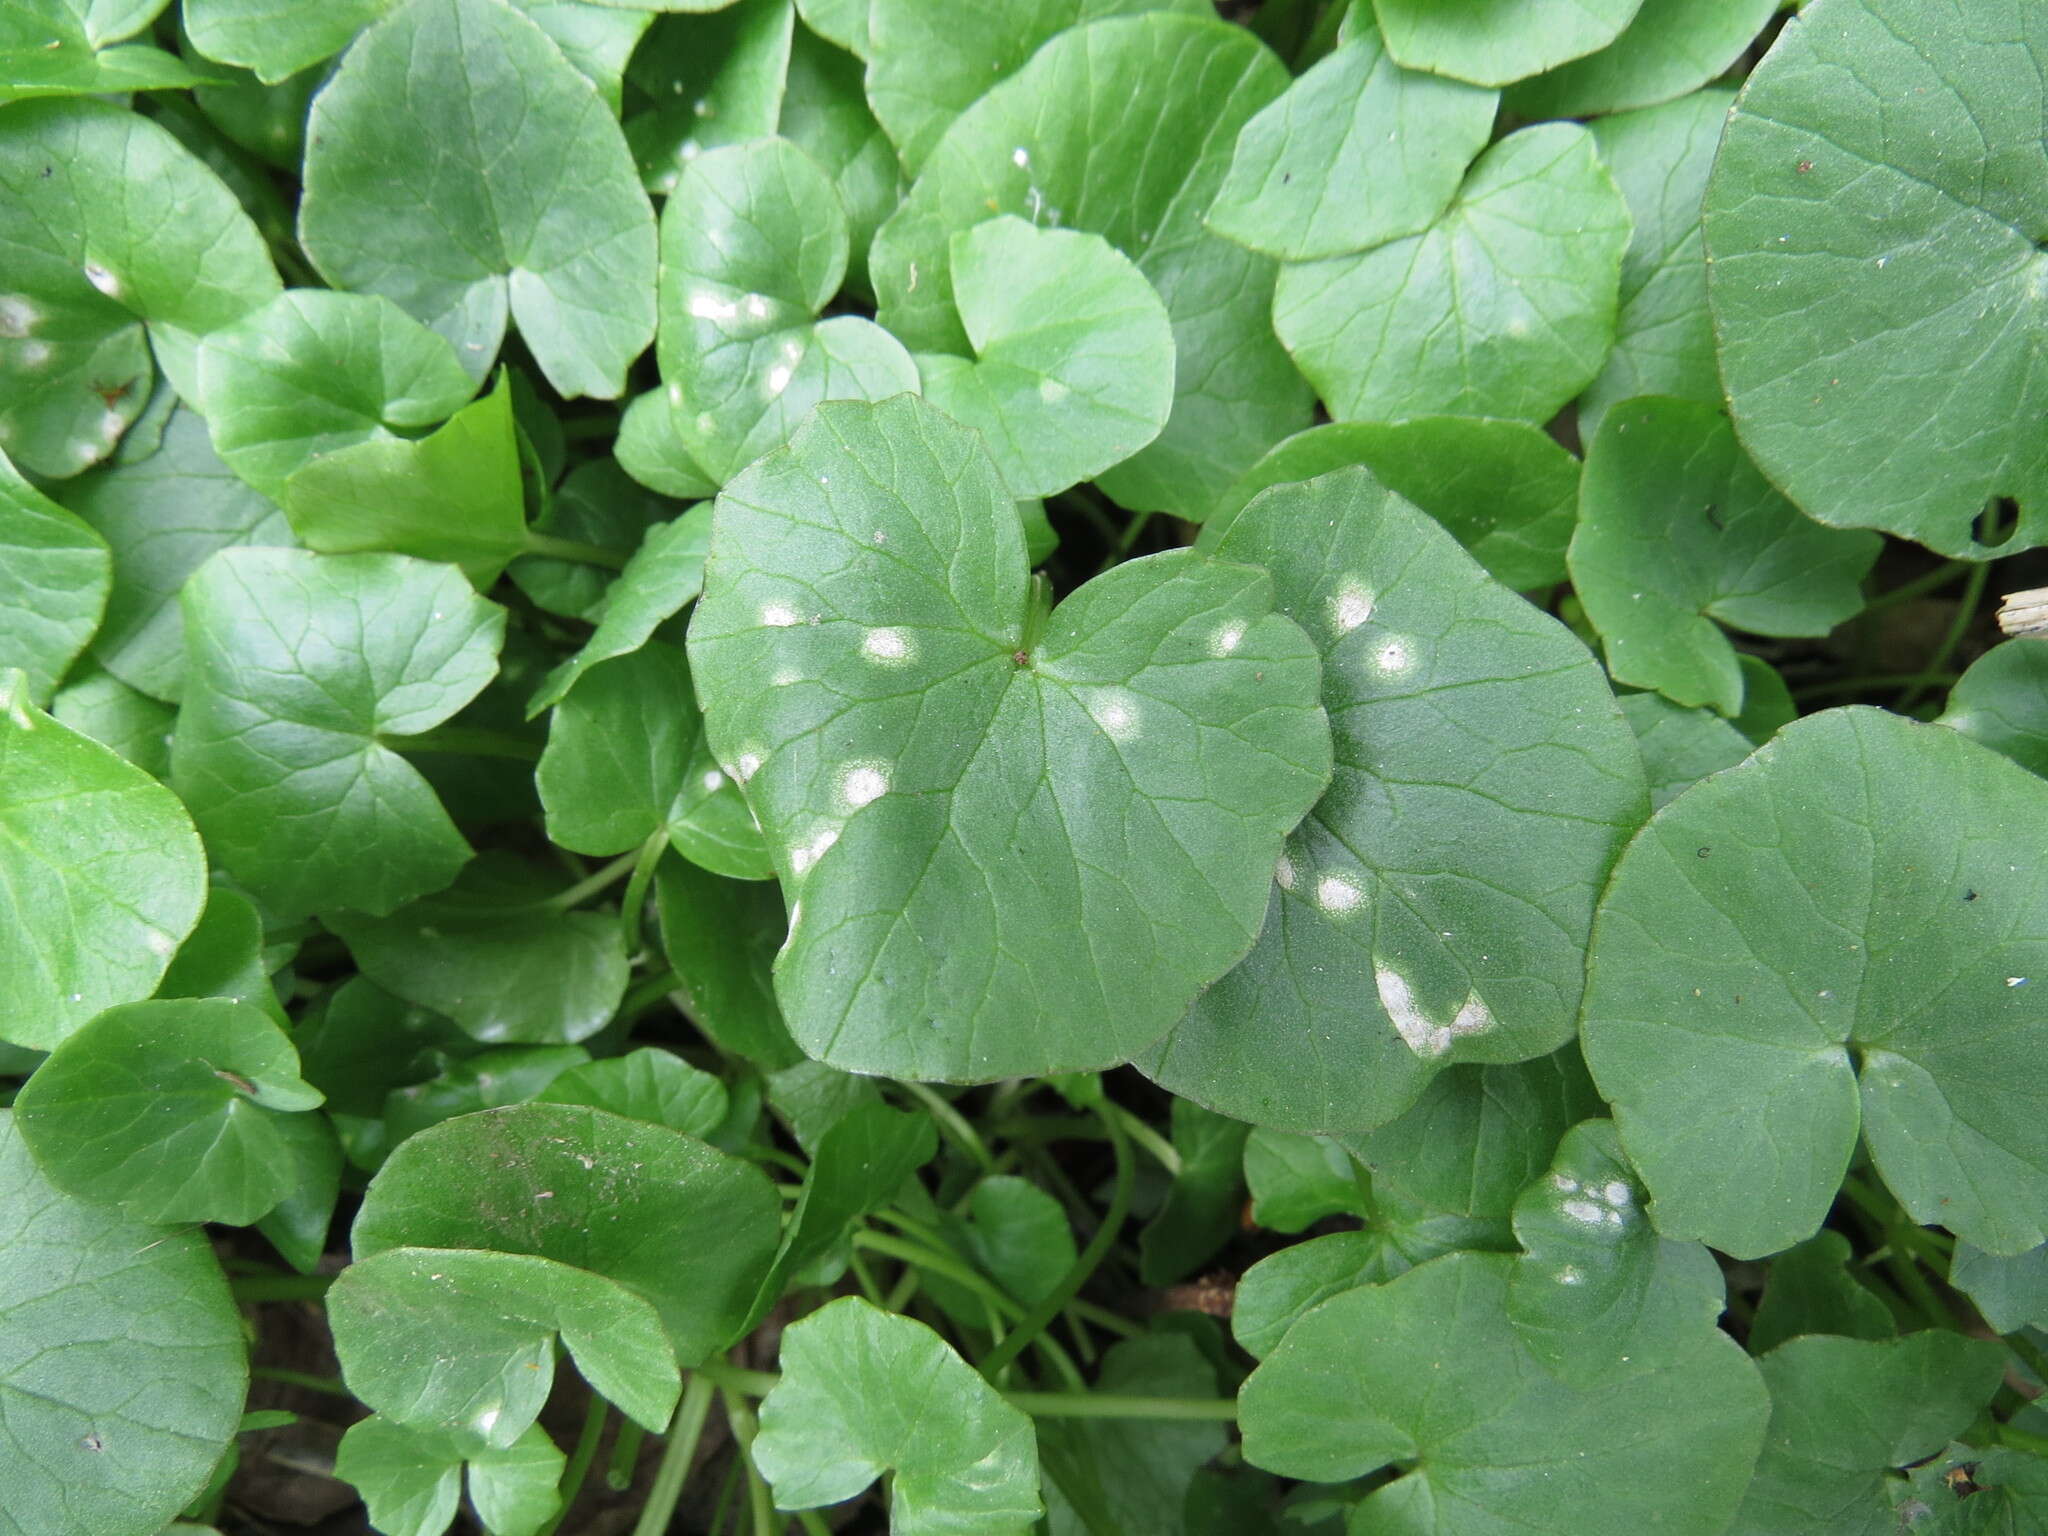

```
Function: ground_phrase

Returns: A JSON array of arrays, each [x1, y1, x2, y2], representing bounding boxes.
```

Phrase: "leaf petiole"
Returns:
[[629, 1371, 716, 1536]]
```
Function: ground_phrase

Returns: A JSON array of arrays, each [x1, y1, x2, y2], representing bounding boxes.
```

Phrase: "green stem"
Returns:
[[1864, 559, 1969, 613], [392, 726, 543, 762], [524, 530, 629, 570], [697, 1363, 782, 1397], [2005, 1331, 2048, 1386], [232, 1274, 332, 1302], [795, 1512, 832, 1536], [1004, 1392, 1239, 1421], [718, 1389, 776, 1536], [853, 1227, 1092, 1386], [2001, 1422, 2048, 1457], [606, 1418, 646, 1492], [896, 1080, 996, 1173], [1898, 557, 1992, 712], [534, 1395, 609, 1536], [630, 1372, 716, 1536], [542, 852, 641, 913], [1096, 511, 1154, 575], [978, 1105, 1134, 1381], [619, 968, 683, 1023], [619, 830, 668, 953], [1068, 1298, 1143, 1340], [250, 1366, 352, 1398], [1104, 1103, 1181, 1176], [846, 1247, 886, 1306]]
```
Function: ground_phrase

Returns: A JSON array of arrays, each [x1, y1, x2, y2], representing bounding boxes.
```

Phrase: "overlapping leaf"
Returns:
[[0, 447, 108, 703]]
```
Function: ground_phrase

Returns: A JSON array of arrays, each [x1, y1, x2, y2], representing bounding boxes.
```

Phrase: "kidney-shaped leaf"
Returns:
[[0, 1110, 246, 1536], [688, 394, 1331, 1081], [351, 1103, 780, 1365], [754, 1296, 1042, 1535], [917, 216, 1175, 499], [1582, 708, 2048, 1259], [14, 998, 322, 1226], [1570, 397, 1880, 717], [1239, 1250, 1768, 1536], [655, 136, 916, 487], [300, 0, 656, 399], [0, 678, 207, 1050], [872, 12, 1311, 517], [1141, 470, 1644, 1132], [1704, 0, 2048, 557], [173, 547, 505, 922], [329, 1247, 680, 1451], [0, 97, 278, 477]]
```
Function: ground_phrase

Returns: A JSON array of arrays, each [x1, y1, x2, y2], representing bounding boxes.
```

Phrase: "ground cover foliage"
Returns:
[[3, 0, 2048, 1531]]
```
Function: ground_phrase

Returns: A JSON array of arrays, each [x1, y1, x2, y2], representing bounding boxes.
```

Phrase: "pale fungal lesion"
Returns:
[[1330, 582, 1374, 635], [1373, 965, 1495, 1058], [1553, 1173, 1633, 1229]]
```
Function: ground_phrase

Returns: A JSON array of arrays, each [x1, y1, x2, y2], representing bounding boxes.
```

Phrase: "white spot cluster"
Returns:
[[1554, 1175, 1633, 1230], [760, 602, 801, 628], [1211, 621, 1245, 657], [1331, 583, 1374, 635], [689, 291, 738, 322], [1374, 966, 1495, 1058], [862, 627, 911, 663], [840, 763, 889, 809], [1315, 874, 1363, 914], [733, 751, 763, 782]]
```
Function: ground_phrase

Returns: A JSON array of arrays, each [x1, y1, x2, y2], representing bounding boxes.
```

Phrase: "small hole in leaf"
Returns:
[[1975, 497, 2019, 549]]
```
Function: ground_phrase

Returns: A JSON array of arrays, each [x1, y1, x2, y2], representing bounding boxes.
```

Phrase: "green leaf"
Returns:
[[1138, 1098, 1251, 1286], [872, 12, 1313, 517], [1949, 1241, 2048, 1335], [1581, 708, 2048, 1259], [654, 853, 803, 1067], [1748, 1230, 1896, 1354], [1275, 123, 1631, 424], [0, 678, 207, 1050], [509, 458, 672, 623], [14, 997, 322, 1225], [654, 136, 917, 486], [0, 445, 108, 703], [530, 505, 713, 715], [195, 288, 477, 504], [1243, 1130, 1367, 1234], [1941, 642, 2048, 779], [300, 0, 657, 398], [0, 97, 278, 476], [1370, 0, 1645, 87], [1143, 471, 1643, 1131], [1894, 1442, 2048, 1532], [381, 1045, 589, 1149], [1621, 692, 1754, 810], [463, 1422, 563, 1536], [1507, 1118, 1725, 1384], [1570, 398, 1881, 716], [0, 0, 208, 103], [293, 976, 476, 1120], [157, 885, 284, 1023], [753, 1296, 1043, 1534], [925, 1175, 1075, 1331], [1207, 23, 1497, 262], [688, 394, 1331, 1080], [517, 0, 650, 114], [624, 0, 794, 195], [283, 373, 529, 583], [1577, 89, 1731, 438], [173, 547, 505, 922], [1507, 0, 1778, 118], [1212, 416, 1578, 589], [614, 386, 720, 499], [536, 1046, 729, 1137], [779, 20, 900, 295], [333, 1415, 463, 1536], [184, 0, 385, 83], [1039, 1334, 1229, 1536], [255, 1109, 345, 1273], [351, 1102, 781, 1364], [764, 1057, 879, 1152], [0, 1109, 247, 1536], [1341, 1047, 1604, 1222], [330, 1246, 680, 1448], [1703, 0, 2048, 558], [57, 401, 295, 704], [795, 0, 864, 54], [916, 216, 1176, 498], [49, 662, 174, 777], [1239, 1251, 1769, 1534], [864, 0, 1208, 177], [326, 856, 631, 1046], [1731, 1332, 2005, 1535]]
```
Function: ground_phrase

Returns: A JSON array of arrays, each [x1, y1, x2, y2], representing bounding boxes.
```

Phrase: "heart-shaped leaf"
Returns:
[[335, 1414, 564, 1536], [351, 1103, 781, 1364], [1275, 123, 1631, 424], [655, 136, 917, 486], [872, 12, 1312, 517], [1704, 0, 2048, 557], [753, 1296, 1042, 1535], [0, 676, 207, 1050], [329, 1246, 680, 1449], [1570, 397, 1880, 716], [195, 288, 477, 503], [1239, 1251, 1769, 1536], [916, 216, 1175, 499], [1582, 708, 2048, 1259], [0, 446, 108, 703], [300, 0, 657, 398], [1371, 0, 1645, 87], [0, 1110, 246, 1536], [535, 1047, 728, 1137], [1747, 1231, 1895, 1355], [173, 547, 505, 922], [1244, 1130, 1368, 1234], [1141, 470, 1643, 1132], [688, 394, 1330, 1080], [1207, 21, 1497, 262], [0, 96, 278, 476]]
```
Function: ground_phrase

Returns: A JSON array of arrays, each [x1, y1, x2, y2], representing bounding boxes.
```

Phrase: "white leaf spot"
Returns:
[[862, 627, 911, 662], [1012, 146, 1030, 168], [1315, 874, 1363, 914], [83, 261, 119, 298], [1212, 622, 1245, 657], [841, 763, 889, 808], [1274, 852, 1298, 890], [1374, 638, 1413, 674], [700, 768, 725, 793], [1038, 376, 1069, 404], [689, 291, 738, 322], [0, 296, 36, 337], [760, 603, 800, 628], [1331, 583, 1374, 635], [766, 363, 793, 396], [733, 751, 762, 782]]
